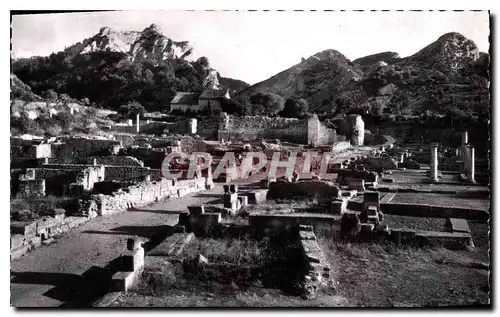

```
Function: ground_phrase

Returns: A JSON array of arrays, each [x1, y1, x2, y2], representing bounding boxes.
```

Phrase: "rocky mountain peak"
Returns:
[[402, 32, 480, 72], [80, 25, 193, 64]]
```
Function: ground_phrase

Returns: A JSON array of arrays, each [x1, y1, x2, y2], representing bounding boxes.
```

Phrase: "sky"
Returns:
[[11, 11, 490, 85]]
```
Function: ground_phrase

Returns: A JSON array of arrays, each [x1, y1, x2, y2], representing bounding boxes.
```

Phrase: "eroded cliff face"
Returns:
[[80, 24, 194, 64]]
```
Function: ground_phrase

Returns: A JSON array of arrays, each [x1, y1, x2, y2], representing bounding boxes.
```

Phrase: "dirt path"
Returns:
[[10, 184, 225, 307]]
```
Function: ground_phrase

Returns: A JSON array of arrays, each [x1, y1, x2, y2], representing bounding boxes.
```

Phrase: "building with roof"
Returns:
[[170, 89, 230, 114]]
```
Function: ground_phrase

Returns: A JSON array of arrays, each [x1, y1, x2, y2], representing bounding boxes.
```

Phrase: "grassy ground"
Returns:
[[179, 237, 271, 267], [319, 221, 490, 307], [382, 214, 447, 231], [101, 221, 490, 307]]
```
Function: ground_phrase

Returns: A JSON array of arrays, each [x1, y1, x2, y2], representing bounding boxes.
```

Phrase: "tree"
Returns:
[[249, 92, 285, 116], [118, 101, 146, 119], [41, 89, 58, 100], [280, 98, 309, 118]]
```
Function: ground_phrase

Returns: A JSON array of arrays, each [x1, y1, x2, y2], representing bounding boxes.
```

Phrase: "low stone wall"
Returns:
[[298, 225, 335, 299], [17, 179, 46, 198], [218, 115, 309, 143], [390, 228, 475, 251], [86, 156, 144, 167], [248, 213, 341, 237], [268, 180, 341, 200], [104, 166, 153, 182], [381, 202, 489, 221], [87, 177, 208, 217], [51, 139, 121, 163], [10, 144, 51, 160], [11, 215, 89, 259]]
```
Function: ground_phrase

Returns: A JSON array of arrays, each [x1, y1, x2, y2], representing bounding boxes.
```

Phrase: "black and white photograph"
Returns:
[[9, 9, 491, 308]]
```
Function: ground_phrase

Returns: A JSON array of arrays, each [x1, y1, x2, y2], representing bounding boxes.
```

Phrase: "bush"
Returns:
[[280, 98, 309, 118]]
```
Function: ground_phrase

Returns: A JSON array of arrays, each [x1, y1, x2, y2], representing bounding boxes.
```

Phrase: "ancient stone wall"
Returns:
[[298, 225, 335, 299], [86, 156, 144, 167], [346, 115, 365, 146], [218, 114, 309, 143], [268, 180, 341, 200], [51, 139, 121, 163], [16, 179, 46, 198], [307, 114, 337, 146], [104, 166, 153, 182], [197, 115, 219, 139], [11, 144, 51, 160], [85, 177, 208, 216], [126, 148, 166, 169]]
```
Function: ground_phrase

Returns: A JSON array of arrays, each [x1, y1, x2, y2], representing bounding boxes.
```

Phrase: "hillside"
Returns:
[[10, 74, 42, 101], [236, 32, 490, 118], [11, 24, 247, 112]]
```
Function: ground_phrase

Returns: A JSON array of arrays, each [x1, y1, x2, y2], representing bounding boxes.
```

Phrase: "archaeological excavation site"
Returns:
[[10, 111, 490, 307], [10, 11, 491, 309]]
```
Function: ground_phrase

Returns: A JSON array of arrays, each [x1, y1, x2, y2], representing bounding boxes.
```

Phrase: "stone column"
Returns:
[[463, 145, 470, 174], [462, 130, 468, 145], [430, 144, 438, 182], [460, 130, 468, 162], [136, 113, 140, 133], [467, 145, 475, 183]]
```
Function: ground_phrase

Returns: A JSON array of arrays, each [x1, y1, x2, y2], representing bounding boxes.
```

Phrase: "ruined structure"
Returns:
[[346, 114, 365, 146]]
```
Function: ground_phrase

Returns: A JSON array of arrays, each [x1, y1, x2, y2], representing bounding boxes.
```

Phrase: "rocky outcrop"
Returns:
[[80, 24, 194, 64]]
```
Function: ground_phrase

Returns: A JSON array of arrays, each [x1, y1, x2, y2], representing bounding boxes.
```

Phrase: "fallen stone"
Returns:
[[446, 218, 471, 233]]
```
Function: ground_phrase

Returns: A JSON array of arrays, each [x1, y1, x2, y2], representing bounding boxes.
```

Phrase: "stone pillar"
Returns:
[[189, 118, 198, 134], [136, 113, 140, 133], [430, 144, 438, 182], [463, 145, 470, 174], [93, 158, 97, 166], [347, 114, 365, 146], [467, 145, 475, 183], [462, 130, 468, 145]]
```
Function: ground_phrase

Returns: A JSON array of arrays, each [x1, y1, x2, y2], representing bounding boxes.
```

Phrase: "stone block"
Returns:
[[111, 271, 139, 292], [122, 248, 144, 272], [168, 233, 195, 257], [223, 193, 238, 208], [177, 188, 188, 197], [148, 233, 185, 256], [229, 184, 238, 193], [199, 212, 222, 227], [187, 205, 205, 216], [238, 195, 249, 207], [347, 178, 365, 191], [446, 218, 471, 233], [330, 199, 347, 214], [127, 237, 144, 251], [247, 190, 268, 205]]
